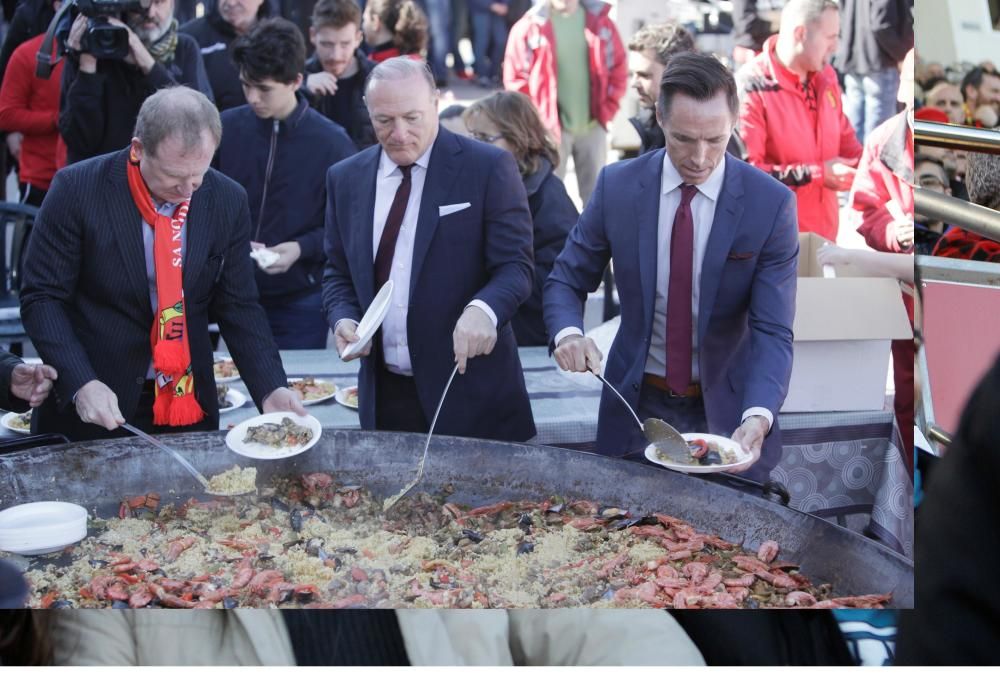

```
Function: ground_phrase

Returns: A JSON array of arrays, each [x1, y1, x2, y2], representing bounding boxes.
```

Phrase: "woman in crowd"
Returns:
[[463, 91, 577, 346], [361, 0, 428, 62]]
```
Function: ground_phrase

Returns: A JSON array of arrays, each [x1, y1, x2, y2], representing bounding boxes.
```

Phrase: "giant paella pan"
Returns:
[[0, 429, 913, 609]]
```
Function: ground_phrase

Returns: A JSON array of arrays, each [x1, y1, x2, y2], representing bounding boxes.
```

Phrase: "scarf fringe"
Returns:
[[153, 340, 188, 377], [167, 394, 206, 426]]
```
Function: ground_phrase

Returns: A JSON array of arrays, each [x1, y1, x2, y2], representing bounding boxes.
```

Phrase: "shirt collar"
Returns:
[[661, 152, 726, 202], [379, 136, 435, 179]]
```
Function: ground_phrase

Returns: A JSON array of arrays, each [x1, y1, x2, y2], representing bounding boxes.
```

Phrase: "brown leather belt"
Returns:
[[643, 373, 702, 398]]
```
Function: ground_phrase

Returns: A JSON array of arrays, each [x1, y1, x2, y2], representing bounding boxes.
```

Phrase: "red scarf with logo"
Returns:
[[126, 152, 205, 426]]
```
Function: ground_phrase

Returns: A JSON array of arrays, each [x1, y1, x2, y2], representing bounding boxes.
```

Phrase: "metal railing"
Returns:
[[914, 119, 1000, 154], [914, 120, 1000, 245]]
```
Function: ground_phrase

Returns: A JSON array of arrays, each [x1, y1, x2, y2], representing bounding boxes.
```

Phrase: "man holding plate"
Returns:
[[323, 57, 536, 442], [544, 53, 798, 482], [20, 86, 307, 441]]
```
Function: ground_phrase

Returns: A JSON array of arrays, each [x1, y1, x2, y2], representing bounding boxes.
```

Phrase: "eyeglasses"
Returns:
[[918, 175, 947, 189], [469, 130, 504, 143]]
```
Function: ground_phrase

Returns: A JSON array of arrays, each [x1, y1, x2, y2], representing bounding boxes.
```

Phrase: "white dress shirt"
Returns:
[[370, 138, 497, 376], [556, 153, 772, 432]]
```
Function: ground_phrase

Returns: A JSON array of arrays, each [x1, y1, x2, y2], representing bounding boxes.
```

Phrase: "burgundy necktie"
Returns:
[[665, 184, 698, 393], [374, 164, 413, 289]]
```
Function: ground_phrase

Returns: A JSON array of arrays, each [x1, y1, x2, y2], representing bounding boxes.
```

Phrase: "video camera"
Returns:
[[36, 0, 151, 77]]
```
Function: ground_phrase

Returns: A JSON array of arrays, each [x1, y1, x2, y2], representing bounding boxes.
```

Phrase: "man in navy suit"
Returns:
[[544, 53, 798, 481], [322, 57, 536, 442]]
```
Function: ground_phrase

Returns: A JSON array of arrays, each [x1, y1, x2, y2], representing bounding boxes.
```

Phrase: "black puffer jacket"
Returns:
[[180, 1, 272, 111], [58, 33, 214, 164], [303, 49, 377, 149]]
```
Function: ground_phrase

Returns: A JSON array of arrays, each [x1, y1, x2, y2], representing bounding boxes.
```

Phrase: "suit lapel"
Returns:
[[107, 152, 152, 318], [355, 149, 380, 307], [183, 178, 212, 289], [409, 129, 461, 300], [637, 150, 664, 336], [698, 156, 744, 343]]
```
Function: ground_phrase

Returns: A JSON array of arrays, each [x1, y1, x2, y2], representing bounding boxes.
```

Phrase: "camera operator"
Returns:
[[59, 0, 214, 164]]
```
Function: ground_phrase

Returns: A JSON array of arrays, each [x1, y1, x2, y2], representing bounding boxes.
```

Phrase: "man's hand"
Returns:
[[552, 334, 603, 374], [67, 14, 98, 73], [453, 305, 496, 374], [108, 18, 155, 74], [728, 415, 769, 474], [10, 363, 57, 408], [260, 241, 302, 275], [262, 387, 308, 416], [334, 319, 371, 361], [823, 158, 856, 192], [5, 133, 22, 162], [306, 71, 338, 97], [974, 104, 999, 128], [75, 379, 125, 430], [895, 218, 915, 249]]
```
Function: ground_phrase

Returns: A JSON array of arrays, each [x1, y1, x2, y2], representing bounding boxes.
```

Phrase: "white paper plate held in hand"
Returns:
[[225, 412, 322, 460], [645, 433, 754, 474], [342, 280, 393, 359]]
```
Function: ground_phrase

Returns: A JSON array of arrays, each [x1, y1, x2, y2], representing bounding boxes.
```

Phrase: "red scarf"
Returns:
[[126, 152, 205, 426]]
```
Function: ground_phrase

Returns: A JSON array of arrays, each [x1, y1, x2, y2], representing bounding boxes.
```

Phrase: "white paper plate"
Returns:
[[334, 385, 359, 410], [644, 433, 753, 474], [225, 412, 321, 460], [342, 280, 393, 359], [213, 354, 241, 383], [288, 378, 338, 405], [0, 501, 88, 555], [1, 410, 32, 435], [218, 389, 247, 414]]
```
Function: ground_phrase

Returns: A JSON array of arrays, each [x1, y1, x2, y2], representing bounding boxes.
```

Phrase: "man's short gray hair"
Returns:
[[364, 56, 436, 98], [133, 86, 222, 157], [781, 0, 839, 30], [967, 152, 1000, 211]]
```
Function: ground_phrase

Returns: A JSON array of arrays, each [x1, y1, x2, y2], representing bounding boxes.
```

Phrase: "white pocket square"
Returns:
[[439, 202, 471, 217]]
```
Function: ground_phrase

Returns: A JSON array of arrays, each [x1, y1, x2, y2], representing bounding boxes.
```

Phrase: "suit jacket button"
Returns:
[[632, 383, 639, 391], [136, 377, 144, 385]]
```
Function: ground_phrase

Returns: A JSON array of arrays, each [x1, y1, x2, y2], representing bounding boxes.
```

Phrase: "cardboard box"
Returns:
[[782, 234, 913, 412]]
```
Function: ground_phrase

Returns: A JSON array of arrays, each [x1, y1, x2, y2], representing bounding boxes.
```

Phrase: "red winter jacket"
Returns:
[[0, 34, 65, 190], [503, 0, 627, 143], [851, 110, 913, 253], [738, 35, 862, 241]]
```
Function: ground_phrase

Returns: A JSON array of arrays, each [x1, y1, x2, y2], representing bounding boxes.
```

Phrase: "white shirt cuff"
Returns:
[[742, 407, 773, 433], [466, 300, 497, 327], [333, 318, 359, 333], [554, 327, 584, 346]]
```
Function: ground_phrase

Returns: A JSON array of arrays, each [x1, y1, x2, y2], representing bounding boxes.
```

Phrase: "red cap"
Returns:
[[915, 106, 951, 123]]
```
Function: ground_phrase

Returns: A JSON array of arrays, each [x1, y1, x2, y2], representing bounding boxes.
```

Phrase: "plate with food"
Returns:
[[216, 384, 247, 414], [334, 385, 359, 410], [1, 410, 32, 435], [225, 412, 321, 460], [213, 355, 240, 383], [644, 433, 753, 474], [287, 377, 337, 405]]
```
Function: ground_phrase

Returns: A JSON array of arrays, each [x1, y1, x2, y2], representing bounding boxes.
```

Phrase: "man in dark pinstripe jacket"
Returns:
[[20, 86, 306, 441]]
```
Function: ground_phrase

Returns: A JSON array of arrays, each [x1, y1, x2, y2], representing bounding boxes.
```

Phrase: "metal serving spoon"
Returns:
[[383, 363, 460, 512], [592, 373, 691, 463], [121, 423, 253, 497]]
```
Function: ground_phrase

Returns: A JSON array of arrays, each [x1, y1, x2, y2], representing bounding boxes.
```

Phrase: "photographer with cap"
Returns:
[[59, 0, 213, 164]]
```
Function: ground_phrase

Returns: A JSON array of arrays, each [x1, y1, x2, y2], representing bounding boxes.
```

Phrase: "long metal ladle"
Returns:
[[121, 423, 253, 497], [383, 363, 460, 512], [592, 373, 691, 462]]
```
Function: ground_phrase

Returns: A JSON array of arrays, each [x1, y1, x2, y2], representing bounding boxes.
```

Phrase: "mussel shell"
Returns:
[[516, 541, 535, 555]]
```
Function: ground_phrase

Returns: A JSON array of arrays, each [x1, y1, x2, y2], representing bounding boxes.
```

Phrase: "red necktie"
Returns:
[[666, 184, 698, 393], [374, 164, 413, 289]]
